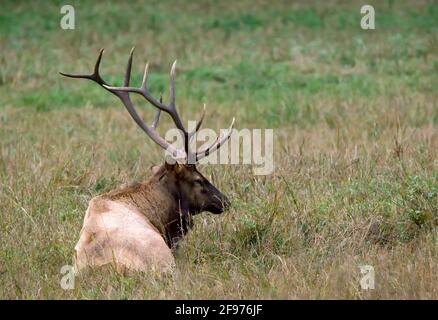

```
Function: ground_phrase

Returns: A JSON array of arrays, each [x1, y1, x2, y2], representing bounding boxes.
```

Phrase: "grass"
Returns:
[[0, 0, 437, 299]]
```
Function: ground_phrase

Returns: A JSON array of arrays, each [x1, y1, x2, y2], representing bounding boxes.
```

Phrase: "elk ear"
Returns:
[[151, 165, 162, 175], [174, 163, 184, 175], [164, 161, 176, 172], [164, 161, 184, 175]]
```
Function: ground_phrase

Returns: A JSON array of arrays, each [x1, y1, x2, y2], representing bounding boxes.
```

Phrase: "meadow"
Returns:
[[0, 0, 437, 299]]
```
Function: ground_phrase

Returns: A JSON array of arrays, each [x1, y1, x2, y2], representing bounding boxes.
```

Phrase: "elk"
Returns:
[[60, 48, 234, 273]]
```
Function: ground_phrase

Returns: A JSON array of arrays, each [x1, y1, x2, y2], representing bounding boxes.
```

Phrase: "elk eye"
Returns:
[[194, 179, 203, 185]]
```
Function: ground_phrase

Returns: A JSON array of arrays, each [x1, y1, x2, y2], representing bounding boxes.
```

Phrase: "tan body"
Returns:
[[75, 167, 182, 273], [74, 196, 175, 273], [74, 164, 228, 273]]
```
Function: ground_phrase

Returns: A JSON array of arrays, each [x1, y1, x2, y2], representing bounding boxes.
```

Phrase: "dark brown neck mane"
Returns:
[[102, 174, 192, 248]]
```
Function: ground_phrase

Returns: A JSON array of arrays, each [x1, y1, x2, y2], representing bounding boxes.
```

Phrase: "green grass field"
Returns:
[[0, 0, 437, 299]]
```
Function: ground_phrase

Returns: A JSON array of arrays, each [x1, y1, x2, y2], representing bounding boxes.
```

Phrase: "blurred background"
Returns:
[[1, 0, 437, 124]]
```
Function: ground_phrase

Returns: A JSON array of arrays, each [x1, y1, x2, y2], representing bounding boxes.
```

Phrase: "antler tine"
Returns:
[[93, 48, 104, 77], [59, 48, 106, 85], [188, 103, 206, 140], [152, 110, 161, 129], [124, 47, 135, 86], [169, 60, 177, 110], [152, 94, 163, 129], [141, 63, 149, 90], [196, 117, 235, 161], [167, 61, 188, 148]]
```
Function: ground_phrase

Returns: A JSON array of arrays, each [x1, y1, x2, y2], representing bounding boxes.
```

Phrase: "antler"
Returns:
[[60, 48, 234, 163], [195, 117, 235, 161]]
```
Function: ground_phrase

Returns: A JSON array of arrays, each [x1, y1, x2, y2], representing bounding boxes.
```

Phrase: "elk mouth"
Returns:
[[206, 195, 231, 214]]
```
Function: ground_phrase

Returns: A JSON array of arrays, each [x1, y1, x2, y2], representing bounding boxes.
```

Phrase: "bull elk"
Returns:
[[60, 48, 234, 273]]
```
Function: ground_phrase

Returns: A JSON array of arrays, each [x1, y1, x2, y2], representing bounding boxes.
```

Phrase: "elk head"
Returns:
[[60, 48, 234, 215], [152, 163, 231, 214]]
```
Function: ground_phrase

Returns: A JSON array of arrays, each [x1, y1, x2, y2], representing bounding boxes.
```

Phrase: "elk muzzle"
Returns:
[[204, 185, 231, 214]]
